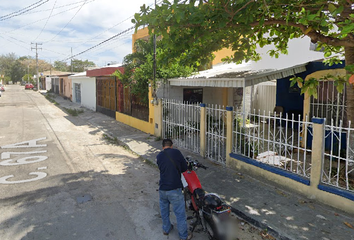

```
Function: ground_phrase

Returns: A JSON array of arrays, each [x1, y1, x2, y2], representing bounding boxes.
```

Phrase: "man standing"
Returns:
[[156, 139, 192, 240]]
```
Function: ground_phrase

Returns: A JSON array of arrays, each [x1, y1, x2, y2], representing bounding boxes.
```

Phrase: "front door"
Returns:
[[75, 83, 81, 103]]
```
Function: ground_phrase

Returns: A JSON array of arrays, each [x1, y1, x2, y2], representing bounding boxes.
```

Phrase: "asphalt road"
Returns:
[[0, 85, 265, 240]]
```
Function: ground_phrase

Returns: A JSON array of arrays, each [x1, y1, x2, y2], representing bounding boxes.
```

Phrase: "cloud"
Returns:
[[0, 0, 155, 67]]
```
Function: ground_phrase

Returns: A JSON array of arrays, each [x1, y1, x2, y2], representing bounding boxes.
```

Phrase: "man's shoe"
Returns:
[[163, 224, 173, 235], [180, 232, 193, 240]]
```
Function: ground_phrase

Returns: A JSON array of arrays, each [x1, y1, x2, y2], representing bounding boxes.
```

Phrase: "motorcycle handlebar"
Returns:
[[199, 165, 208, 170], [185, 157, 208, 170]]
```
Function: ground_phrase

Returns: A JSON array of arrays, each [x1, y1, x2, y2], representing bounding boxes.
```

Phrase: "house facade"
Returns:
[[86, 65, 125, 118], [39, 70, 71, 92], [58, 74, 73, 100], [70, 72, 96, 111]]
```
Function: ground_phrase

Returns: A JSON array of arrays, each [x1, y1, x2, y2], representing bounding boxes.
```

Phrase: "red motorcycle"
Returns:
[[183, 157, 236, 240]]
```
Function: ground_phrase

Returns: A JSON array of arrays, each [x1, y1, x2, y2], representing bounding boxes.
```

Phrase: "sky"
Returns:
[[0, 0, 156, 67]]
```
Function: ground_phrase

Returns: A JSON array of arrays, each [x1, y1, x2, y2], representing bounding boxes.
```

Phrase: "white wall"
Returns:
[[71, 76, 96, 111], [45, 77, 52, 91], [252, 37, 325, 70]]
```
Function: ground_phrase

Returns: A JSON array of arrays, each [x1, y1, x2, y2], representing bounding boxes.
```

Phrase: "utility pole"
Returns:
[[31, 43, 42, 90], [71, 47, 73, 73], [152, 0, 157, 100]]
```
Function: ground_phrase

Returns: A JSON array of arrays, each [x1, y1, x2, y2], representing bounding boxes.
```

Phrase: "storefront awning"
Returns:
[[169, 63, 307, 88]]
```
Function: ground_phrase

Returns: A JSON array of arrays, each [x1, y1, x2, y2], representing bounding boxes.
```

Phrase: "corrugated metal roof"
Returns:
[[169, 63, 307, 88]]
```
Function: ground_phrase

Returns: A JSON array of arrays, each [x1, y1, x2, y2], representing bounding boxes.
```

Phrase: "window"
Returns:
[[183, 88, 203, 104]]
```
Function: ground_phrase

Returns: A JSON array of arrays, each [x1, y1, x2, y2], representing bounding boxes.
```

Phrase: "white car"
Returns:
[[0, 90, 2, 97]]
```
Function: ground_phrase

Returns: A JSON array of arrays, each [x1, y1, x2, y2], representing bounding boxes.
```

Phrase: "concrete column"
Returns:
[[310, 118, 325, 190], [200, 104, 206, 157], [226, 106, 233, 166], [154, 99, 163, 137]]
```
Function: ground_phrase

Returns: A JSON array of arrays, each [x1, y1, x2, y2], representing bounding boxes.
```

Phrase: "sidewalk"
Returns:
[[49, 93, 354, 240]]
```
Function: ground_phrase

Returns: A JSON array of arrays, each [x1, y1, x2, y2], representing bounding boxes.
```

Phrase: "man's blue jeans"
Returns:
[[159, 188, 188, 239]]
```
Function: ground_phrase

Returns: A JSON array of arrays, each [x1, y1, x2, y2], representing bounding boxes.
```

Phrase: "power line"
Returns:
[[21, 0, 93, 16], [65, 0, 163, 60], [45, 0, 89, 43], [0, 0, 49, 21], [33, 0, 58, 41], [71, 0, 161, 50], [0, 35, 32, 53], [62, 26, 135, 61], [3, 0, 95, 35]]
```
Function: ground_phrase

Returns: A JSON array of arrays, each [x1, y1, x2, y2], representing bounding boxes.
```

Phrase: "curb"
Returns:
[[231, 207, 291, 240]]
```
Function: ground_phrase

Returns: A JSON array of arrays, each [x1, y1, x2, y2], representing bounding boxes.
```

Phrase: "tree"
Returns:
[[54, 61, 69, 72], [133, 0, 354, 122], [10, 59, 26, 83], [53, 59, 96, 72], [19, 56, 50, 81], [113, 37, 195, 103], [70, 59, 96, 72], [0, 53, 17, 81], [22, 73, 34, 84]]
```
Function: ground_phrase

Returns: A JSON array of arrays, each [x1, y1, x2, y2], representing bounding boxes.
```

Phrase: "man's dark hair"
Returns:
[[162, 138, 173, 147]]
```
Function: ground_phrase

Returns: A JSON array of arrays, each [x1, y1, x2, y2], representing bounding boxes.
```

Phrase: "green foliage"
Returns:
[[71, 59, 96, 72], [0, 54, 53, 83], [134, 0, 354, 96], [0, 53, 25, 83], [54, 61, 68, 72], [54, 59, 96, 72], [112, 37, 195, 103], [22, 74, 34, 84], [45, 94, 59, 105], [290, 73, 349, 98], [63, 107, 84, 116]]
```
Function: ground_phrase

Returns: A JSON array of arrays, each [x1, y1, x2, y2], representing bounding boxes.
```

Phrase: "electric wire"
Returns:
[[3, 0, 95, 35], [33, 0, 58, 41], [0, 0, 50, 21], [0, 0, 45, 19], [0, 0, 161, 64], [62, 26, 135, 61], [44, 0, 89, 43], [21, 0, 92, 16], [64, 0, 161, 61], [0, 35, 32, 53]]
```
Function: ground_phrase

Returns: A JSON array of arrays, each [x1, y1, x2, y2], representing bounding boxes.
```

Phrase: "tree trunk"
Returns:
[[345, 47, 354, 128], [345, 47, 354, 178]]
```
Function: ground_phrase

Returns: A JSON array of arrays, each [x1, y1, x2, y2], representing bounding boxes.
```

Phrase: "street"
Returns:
[[0, 85, 265, 240]]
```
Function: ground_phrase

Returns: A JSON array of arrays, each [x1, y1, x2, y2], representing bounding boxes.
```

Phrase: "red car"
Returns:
[[25, 83, 34, 90], [0, 84, 4, 91]]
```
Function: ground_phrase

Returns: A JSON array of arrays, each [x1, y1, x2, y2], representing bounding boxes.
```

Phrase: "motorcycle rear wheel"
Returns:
[[184, 188, 192, 210], [205, 217, 220, 240]]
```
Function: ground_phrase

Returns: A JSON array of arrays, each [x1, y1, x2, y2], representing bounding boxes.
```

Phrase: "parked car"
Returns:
[[25, 83, 34, 90], [0, 84, 5, 91], [0, 90, 2, 97]]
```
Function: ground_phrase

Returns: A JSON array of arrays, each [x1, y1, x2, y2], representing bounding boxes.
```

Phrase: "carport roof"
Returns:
[[169, 63, 307, 88]]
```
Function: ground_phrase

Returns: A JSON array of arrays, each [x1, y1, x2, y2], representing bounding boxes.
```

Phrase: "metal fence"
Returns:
[[323, 119, 354, 192], [206, 105, 227, 164], [160, 98, 354, 199], [232, 110, 313, 179], [162, 99, 201, 153]]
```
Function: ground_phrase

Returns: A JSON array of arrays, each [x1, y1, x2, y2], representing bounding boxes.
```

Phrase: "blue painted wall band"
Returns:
[[229, 153, 311, 186], [312, 118, 325, 124], [318, 184, 354, 201]]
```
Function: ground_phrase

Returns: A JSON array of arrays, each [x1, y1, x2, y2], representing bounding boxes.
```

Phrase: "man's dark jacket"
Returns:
[[156, 148, 188, 191]]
